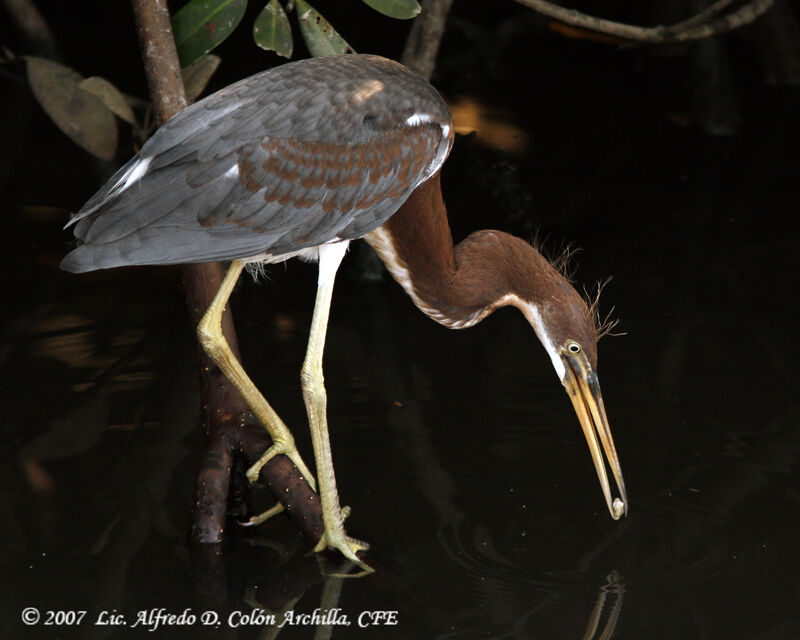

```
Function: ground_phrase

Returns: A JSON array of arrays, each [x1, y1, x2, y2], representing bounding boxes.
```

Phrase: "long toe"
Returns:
[[241, 502, 285, 526], [245, 444, 318, 492], [315, 529, 373, 577], [315, 527, 370, 557]]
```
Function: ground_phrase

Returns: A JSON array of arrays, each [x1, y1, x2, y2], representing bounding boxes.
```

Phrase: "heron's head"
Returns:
[[511, 248, 628, 520]]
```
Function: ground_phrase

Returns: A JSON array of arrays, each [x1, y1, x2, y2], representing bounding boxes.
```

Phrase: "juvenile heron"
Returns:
[[61, 54, 627, 567]]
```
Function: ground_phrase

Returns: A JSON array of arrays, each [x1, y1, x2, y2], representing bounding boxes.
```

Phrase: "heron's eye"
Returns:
[[567, 342, 581, 354]]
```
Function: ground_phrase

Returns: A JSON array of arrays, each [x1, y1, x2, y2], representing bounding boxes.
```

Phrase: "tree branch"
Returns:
[[401, 0, 454, 81], [670, 0, 738, 31], [512, 0, 774, 43]]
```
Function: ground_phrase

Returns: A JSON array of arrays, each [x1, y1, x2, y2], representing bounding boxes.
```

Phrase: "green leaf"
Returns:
[[78, 76, 136, 125], [26, 57, 117, 161], [172, 0, 247, 67], [295, 0, 355, 57], [253, 0, 293, 58], [181, 54, 221, 101], [360, 0, 420, 20]]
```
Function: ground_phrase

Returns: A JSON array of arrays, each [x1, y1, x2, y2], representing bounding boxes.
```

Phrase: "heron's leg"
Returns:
[[301, 242, 372, 574], [197, 260, 317, 503]]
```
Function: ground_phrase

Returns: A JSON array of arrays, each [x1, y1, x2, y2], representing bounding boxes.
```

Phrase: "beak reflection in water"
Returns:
[[562, 350, 627, 520]]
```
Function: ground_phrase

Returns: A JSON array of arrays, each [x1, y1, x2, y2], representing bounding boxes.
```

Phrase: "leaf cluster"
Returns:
[[13, 0, 421, 160], [22, 54, 220, 161], [172, 0, 421, 64]]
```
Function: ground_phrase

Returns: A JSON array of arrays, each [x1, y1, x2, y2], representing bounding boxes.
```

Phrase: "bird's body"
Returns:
[[61, 54, 626, 572], [61, 55, 452, 272]]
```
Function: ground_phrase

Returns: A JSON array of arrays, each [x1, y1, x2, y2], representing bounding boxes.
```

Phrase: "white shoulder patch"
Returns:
[[405, 113, 433, 127]]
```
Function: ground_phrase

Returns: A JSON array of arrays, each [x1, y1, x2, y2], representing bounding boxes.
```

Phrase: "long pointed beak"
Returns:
[[562, 355, 627, 520]]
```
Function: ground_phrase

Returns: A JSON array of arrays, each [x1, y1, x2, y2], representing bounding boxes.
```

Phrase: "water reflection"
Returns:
[[582, 572, 624, 640]]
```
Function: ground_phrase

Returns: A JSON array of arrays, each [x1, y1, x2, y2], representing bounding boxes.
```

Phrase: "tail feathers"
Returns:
[[60, 244, 123, 273]]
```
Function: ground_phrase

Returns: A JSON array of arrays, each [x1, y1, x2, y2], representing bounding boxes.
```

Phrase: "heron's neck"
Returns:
[[364, 173, 545, 328]]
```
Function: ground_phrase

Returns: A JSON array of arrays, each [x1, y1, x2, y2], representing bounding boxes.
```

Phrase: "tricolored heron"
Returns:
[[61, 54, 627, 568]]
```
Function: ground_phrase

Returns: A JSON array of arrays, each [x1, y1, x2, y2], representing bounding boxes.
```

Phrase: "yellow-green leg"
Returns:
[[197, 259, 317, 524], [302, 242, 372, 575]]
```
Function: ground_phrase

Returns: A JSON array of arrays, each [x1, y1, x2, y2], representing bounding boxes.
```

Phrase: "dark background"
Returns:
[[1, 1, 799, 638]]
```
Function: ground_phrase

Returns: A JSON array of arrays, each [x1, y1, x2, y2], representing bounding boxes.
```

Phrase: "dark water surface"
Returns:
[[5, 180, 800, 639], [3, 5, 800, 639]]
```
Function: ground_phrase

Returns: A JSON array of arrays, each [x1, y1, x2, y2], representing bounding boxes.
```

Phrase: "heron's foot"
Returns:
[[313, 505, 373, 577], [246, 442, 317, 492], [240, 502, 285, 527]]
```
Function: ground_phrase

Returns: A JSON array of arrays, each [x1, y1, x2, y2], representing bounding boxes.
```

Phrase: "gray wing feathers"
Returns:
[[61, 54, 453, 273]]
